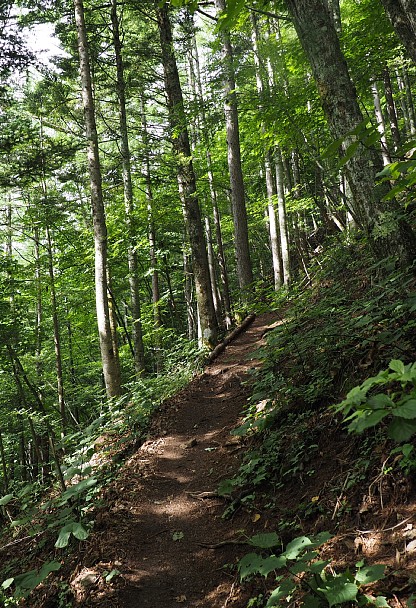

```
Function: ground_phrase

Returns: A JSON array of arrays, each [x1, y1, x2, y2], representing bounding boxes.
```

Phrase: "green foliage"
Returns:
[[2, 561, 61, 600], [239, 533, 389, 607], [376, 141, 416, 203], [334, 360, 416, 442]]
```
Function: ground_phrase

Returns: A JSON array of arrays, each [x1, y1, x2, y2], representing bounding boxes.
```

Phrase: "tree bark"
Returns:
[[371, 79, 391, 166], [251, 11, 283, 290], [74, 0, 122, 397], [380, 0, 416, 64], [284, 0, 416, 263], [111, 0, 145, 376], [191, 29, 232, 328], [46, 226, 67, 433], [383, 66, 401, 150], [215, 0, 254, 296], [275, 148, 291, 285], [156, 3, 218, 348]]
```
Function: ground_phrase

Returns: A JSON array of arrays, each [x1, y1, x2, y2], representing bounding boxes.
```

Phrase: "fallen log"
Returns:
[[206, 313, 256, 364]]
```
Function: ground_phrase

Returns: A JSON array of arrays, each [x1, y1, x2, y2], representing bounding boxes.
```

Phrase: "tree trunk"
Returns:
[[111, 0, 145, 376], [380, 0, 416, 64], [285, 0, 416, 263], [402, 66, 416, 135], [191, 29, 232, 327], [383, 66, 401, 150], [215, 0, 254, 296], [156, 3, 218, 348], [46, 226, 67, 433], [371, 79, 391, 165], [251, 11, 283, 290], [74, 0, 122, 397], [275, 148, 291, 286], [205, 216, 222, 324]]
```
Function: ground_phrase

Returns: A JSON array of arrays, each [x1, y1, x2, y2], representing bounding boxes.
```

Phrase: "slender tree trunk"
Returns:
[[33, 225, 43, 394], [140, 97, 162, 333], [156, 3, 218, 347], [371, 79, 391, 166], [285, 0, 416, 263], [395, 67, 411, 137], [74, 0, 122, 396], [402, 66, 416, 135], [106, 268, 122, 383], [0, 430, 8, 492], [215, 0, 254, 296], [111, 0, 145, 376], [46, 226, 67, 433], [383, 66, 401, 150], [205, 216, 222, 323], [275, 148, 291, 285], [251, 12, 283, 290]]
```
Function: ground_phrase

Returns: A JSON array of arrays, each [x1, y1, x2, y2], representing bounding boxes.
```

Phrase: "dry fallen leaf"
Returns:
[[311, 496, 320, 502], [252, 513, 261, 522], [175, 595, 187, 603]]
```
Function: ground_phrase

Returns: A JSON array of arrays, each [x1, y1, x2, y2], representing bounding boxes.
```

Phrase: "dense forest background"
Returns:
[[0, 0, 416, 605]]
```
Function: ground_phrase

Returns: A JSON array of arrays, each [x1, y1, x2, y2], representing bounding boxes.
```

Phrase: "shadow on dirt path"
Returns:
[[88, 313, 277, 608]]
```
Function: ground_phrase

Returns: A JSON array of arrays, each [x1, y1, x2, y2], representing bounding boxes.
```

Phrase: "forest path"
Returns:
[[92, 313, 277, 608]]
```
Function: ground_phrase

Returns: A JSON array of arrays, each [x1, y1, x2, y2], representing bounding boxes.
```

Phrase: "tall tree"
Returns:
[[215, 0, 254, 298], [110, 0, 145, 376], [156, 3, 218, 348], [73, 0, 122, 397], [284, 0, 416, 263]]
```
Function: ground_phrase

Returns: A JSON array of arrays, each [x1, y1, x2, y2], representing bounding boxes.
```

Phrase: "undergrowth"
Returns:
[[223, 236, 416, 606], [0, 336, 204, 606]]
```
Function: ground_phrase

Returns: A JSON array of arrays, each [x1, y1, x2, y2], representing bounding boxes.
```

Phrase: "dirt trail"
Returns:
[[89, 313, 275, 608]]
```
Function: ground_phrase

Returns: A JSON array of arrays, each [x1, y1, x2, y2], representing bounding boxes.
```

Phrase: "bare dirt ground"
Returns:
[[79, 313, 276, 608]]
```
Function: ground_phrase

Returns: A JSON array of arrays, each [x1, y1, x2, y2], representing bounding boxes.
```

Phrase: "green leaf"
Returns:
[[389, 360, 405, 374], [104, 569, 120, 583], [284, 536, 313, 559], [388, 417, 416, 442], [217, 478, 235, 496], [302, 595, 322, 608], [55, 524, 73, 548], [259, 555, 286, 577], [13, 561, 60, 594], [72, 522, 89, 541], [238, 552, 263, 581], [367, 394, 394, 409], [2, 578, 14, 590], [266, 579, 296, 606], [322, 136, 344, 159], [338, 140, 360, 168], [393, 399, 416, 419], [349, 410, 389, 433], [374, 597, 390, 607], [55, 521, 88, 548], [0, 494, 14, 506], [249, 532, 280, 549], [355, 564, 385, 584], [321, 577, 358, 607], [310, 559, 330, 573], [59, 477, 97, 503], [216, 0, 245, 31]]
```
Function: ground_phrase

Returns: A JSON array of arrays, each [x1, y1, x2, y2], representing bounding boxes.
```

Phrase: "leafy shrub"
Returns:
[[239, 532, 390, 607]]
